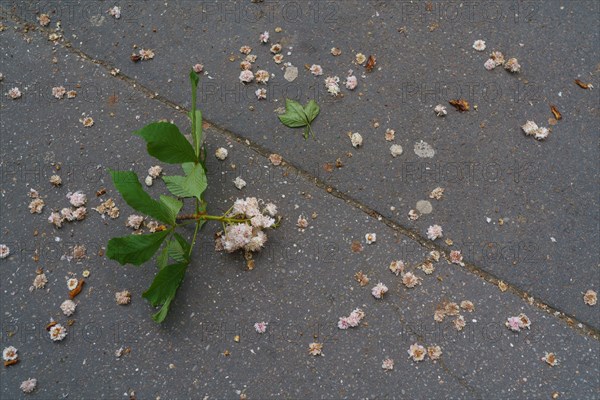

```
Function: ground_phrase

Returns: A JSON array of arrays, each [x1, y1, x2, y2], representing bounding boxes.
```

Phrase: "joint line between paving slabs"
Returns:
[[6, 8, 598, 342]]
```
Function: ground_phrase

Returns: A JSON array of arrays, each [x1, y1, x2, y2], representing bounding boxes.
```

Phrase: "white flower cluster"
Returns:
[[220, 197, 277, 254], [324, 76, 340, 96], [521, 120, 549, 140], [48, 192, 87, 228]]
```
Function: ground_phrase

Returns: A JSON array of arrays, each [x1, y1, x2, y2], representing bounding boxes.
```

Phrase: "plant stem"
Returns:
[[177, 213, 249, 224]]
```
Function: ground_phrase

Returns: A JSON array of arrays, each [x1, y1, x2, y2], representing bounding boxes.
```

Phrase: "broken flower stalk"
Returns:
[[106, 70, 279, 323]]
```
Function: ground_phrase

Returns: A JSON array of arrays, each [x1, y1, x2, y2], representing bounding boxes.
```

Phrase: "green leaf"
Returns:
[[278, 99, 309, 128], [189, 109, 203, 157], [142, 262, 189, 323], [109, 170, 175, 224], [159, 195, 183, 223], [167, 233, 191, 263], [156, 244, 169, 270], [107, 230, 170, 266], [162, 163, 207, 200], [303, 99, 320, 123], [134, 122, 197, 164]]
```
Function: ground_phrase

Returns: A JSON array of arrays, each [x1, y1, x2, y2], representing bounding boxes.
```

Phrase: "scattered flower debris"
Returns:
[[273, 54, 284, 64], [115, 290, 131, 305], [345, 73, 357, 90], [338, 308, 365, 329], [453, 315, 466, 331], [385, 128, 395, 141], [2, 346, 18, 365], [67, 278, 79, 291], [28, 198, 45, 214], [444, 302, 460, 316], [107, 6, 121, 19], [521, 120, 549, 140], [255, 70, 269, 84], [498, 281, 508, 292], [354, 271, 370, 286], [389, 260, 405, 276], [94, 198, 120, 219], [504, 58, 521, 73], [434, 104, 447, 116], [139, 49, 155, 60], [583, 290, 597, 306], [484, 58, 496, 70], [49, 324, 67, 341], [126, 215, 144, 230], [382, 358, 394, 370], [50, 174, 62, 186], [506, 313, 531, 332], [350, 132, 363, 148], [351, 240, 364, 253], [402, 272, 422, 288], [254, 322, 268, 333], [215, 147, 228, 160], [255, 88, 267, 99], [574, 79, 593, 90], [52, 86, 66, 99], [365, 233, 376, 244], [355, 53, 366, 64], [449, 99, 470, 112], [419, 261, 434, 275], [69, 279, 84, 299], [220, 198, 276, 254], [390, 144, 403, 157], [82, 270, 90, 278], [259, 31, 269, 43], [490, 51, 505, 66], [37, 13, 51, 26], [414, 140, 435, 158], [32, 273, 48, 290], [309, 64, 323, 76], [325, 76, 341, 96], [60, 300, 77, 316], [270, 44, 282, 54], [429, 187, 444, 200], [426, 224, 443, 240], [408, 209, 419, 220], [472, 40, 486, 51], [408, 343, 426, 362], [460, 300, 475, 312], [371, 282, 388, 299], [308, 342, 323, 356], [148, 165, 162, 178], [7, 87, 22, 99], [450, 250, 464, 266], [245, 54, 257, 63], [192, 63, 204, 73], [434, 309, 445, 322], [264, 203, 277, 217], [233, 176, 247, 190], [20, 378, 37, 393], [48, 212, 63, 228], [331, 47, 342, 56], [80, 116, 94, 127], [67, 191, 87, 207], [72, 244, 86, 260], [145, 176, 154, 186], [239, 70, 254, 83], [284, 65, 298, 82], [240, 45, 252, 55], [297, 216, 308, 229], [269, 153, 283, 166], [427, 345, 442, 360], [542, 352, 558, 367]]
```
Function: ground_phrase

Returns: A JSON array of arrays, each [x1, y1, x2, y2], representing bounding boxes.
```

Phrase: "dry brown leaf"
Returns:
[[449, 99, 470, 112], [351, 240, 363, 253], [574, 79, 592, 89], [365, 55, 376, 72], [69, 279, 85, 299], [4, 359, 18, 367], [550, 104, 562, 120]]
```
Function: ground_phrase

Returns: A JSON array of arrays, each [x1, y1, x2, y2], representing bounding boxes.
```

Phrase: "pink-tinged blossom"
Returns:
[[450, 250, 463, 265], [484, 58, 496, 70], [72, 207, 86, 220], [20, 378, 37, 393], [60, 299, 77, 316], [7, 87, 22, 99], [426, 224, 443, 240], [472, 40, 486, 51], [337, 317, 351, 330], [255, 88, 267, 100], [192, 63, 203, 73], [107, 6, 121, 18], [52, 86, 66, 99], [308, 342, 323, 356], [371, 282, 388, 299], [506, 316, 521, 332], [251, 214, 275, 229], [259, 31, 269, 43], [254, 321, 268, 333], [221, 223, 253, 252], [309, 64, 323, 76], [324, 76, 340, 96], [244, 230, 268, 252], [48, 212, 62, 228], [239, 70, 254, 83], [382, 358, 394, 370], [67, 191, 87, 207], [345, 75, 357, 90], [255, 70, 269, 84], [402, 272, 421, 288], [61, 207, 75, 221]]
